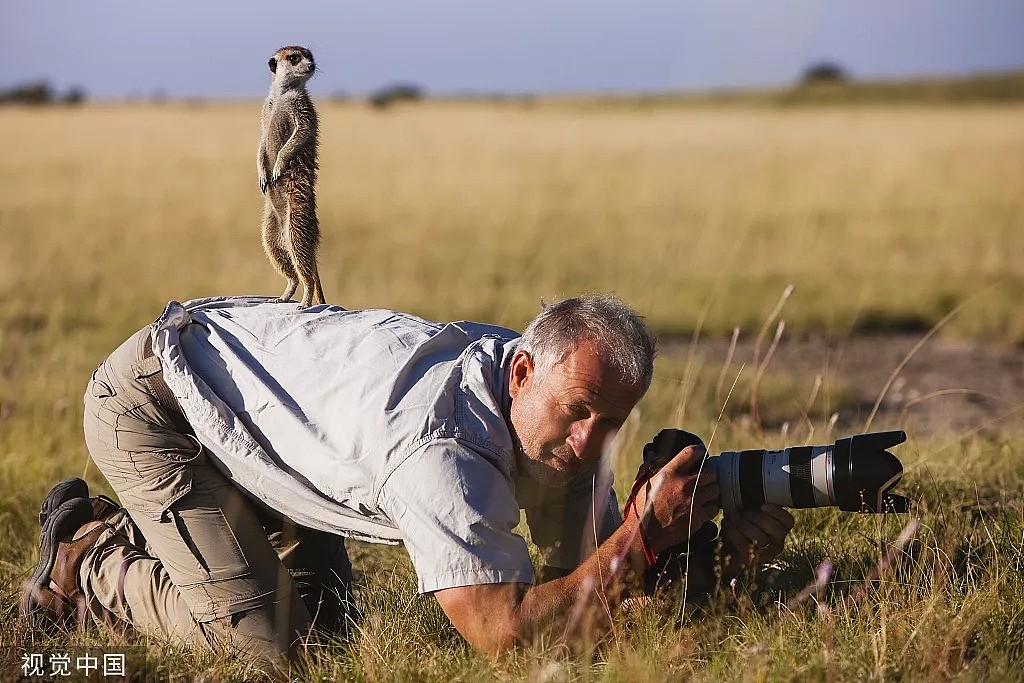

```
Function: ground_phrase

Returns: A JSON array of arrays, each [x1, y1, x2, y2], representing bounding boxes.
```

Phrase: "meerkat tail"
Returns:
[[313, 272, 326, 305]]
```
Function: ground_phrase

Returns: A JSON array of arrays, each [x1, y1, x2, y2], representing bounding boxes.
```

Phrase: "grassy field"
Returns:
[[1, 101, 1023, 680]]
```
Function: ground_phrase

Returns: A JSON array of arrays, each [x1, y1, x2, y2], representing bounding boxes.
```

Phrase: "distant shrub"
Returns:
[[0, 81, 88, 106], [0, 81, 54, 105], [61, 86, 86, 106], [801, 62, 849, 85], [369, 83, 425, 109]]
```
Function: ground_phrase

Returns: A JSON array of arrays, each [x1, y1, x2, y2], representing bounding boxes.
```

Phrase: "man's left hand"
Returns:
[[719, 504, 795, 578]]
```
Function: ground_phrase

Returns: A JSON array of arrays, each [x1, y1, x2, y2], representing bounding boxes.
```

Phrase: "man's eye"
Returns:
[[566, 403, 589, 418]]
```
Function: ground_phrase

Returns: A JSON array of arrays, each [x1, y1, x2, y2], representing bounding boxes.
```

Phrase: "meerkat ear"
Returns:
[[268, 57, 277, 73]]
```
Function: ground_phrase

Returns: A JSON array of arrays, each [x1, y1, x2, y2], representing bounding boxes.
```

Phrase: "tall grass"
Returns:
[[1, 102, 1022, 341], [1, 102, 1023, 680]]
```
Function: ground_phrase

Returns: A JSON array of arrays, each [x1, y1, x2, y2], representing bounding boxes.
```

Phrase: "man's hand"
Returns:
[[628, 444, 721, 554], [719, 504, 794, 578], [433, 447, 720, 659], [432, 446, 722, 657]]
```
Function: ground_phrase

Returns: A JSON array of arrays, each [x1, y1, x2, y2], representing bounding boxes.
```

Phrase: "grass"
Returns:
[[1, 101, 1023, 680], [1, 101, 1023, 342]]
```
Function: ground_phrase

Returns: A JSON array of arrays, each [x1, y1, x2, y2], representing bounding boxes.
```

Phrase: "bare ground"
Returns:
[[663, 334, 1024, 438]]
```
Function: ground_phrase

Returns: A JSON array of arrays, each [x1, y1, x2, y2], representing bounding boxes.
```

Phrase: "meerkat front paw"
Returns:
[[271, 163, 284, 186], [259, 171, 269, 194]]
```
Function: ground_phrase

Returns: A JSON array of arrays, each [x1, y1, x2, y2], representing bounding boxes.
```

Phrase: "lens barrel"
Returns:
[[637, 429, 909, 514], [711, 430, 908, 513]]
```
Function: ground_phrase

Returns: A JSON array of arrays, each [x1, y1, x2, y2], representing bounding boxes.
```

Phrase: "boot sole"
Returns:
[[20, 498, 94, 625], [38, 477, 89, 526]]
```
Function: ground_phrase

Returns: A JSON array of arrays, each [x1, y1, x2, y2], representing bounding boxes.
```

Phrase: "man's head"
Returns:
[[508, 295, 656, 487]]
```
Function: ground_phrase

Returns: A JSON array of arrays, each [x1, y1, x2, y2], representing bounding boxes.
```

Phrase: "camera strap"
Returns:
[[623, 463, 659, 566]]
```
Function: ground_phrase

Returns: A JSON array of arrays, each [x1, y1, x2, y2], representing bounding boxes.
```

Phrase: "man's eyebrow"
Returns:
[[576, 396, 631, 425]]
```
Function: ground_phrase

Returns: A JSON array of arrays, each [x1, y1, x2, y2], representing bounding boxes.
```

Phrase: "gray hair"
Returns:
[[519, 294, 656, 394]]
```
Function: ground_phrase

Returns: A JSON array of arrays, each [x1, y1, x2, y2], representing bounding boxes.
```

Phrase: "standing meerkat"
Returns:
[[258, 45, 325, 308]]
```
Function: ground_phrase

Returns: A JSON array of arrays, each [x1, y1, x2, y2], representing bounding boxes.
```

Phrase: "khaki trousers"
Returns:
[[80, 324, 350, 661]]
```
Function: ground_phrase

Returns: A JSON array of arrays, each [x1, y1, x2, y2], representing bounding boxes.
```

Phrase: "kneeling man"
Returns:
[[23, 295, 792, 660]]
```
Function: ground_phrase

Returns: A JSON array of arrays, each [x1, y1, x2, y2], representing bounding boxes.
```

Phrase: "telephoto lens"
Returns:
[[639, 429, 910, 514]]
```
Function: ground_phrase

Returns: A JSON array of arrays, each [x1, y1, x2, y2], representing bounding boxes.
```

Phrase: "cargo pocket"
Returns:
[[117, 410, 203, 522], [122, 447, 265, 622], [165, 503, 252, 584], [144, 492, 266, 622]]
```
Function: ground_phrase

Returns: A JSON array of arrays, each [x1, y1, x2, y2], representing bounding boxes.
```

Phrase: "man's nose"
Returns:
[[567, 420, 603, 462]]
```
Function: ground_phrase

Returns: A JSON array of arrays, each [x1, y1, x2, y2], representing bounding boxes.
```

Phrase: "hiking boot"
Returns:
[[21, 480, 122, 629], [38, 477, 89, 526], [37, 477, 120, 527]]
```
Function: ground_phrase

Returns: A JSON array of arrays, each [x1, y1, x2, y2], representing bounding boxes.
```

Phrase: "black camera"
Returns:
[[640, 429, 910, 513]]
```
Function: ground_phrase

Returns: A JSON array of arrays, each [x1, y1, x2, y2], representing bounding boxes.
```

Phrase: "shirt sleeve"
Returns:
[[524, 468, 622, 571], [378, 438, 535, 593]]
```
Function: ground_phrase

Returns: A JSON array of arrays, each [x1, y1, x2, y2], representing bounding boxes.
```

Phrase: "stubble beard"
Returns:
[[510, 382, 577, 487], [516, 440, 577, 488]]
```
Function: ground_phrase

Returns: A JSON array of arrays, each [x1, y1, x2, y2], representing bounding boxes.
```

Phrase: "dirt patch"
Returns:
[[662, 334, 1024, 438]]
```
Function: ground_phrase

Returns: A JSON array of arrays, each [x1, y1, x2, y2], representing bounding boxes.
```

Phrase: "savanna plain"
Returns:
[[1, 100, 1023, 681]]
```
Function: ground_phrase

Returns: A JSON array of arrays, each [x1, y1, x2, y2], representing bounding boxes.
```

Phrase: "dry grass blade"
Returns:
[[752, 285, 794, 368], [749, 320, 785, 429], [714, 326, 741, 409]]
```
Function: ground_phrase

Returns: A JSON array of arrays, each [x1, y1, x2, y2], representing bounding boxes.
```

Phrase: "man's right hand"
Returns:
[[626, 444, 720, 554], [434, 445, 720, 656]]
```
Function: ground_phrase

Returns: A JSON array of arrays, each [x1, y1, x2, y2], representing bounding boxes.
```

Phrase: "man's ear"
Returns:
[[508, 350, 535, 399]]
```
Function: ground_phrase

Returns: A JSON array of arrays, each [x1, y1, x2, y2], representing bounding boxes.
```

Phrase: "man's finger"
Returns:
[[722, 524, 764, 559], [739, 509, 791, 542], [724, 515, 772, 550], [664, 444, 707, 474], [759, 504, 795, 531], [693, 483, 720, 507]]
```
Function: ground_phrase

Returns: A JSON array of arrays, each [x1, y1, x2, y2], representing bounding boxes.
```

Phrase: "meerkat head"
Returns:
[[268, 46, 315, 88]]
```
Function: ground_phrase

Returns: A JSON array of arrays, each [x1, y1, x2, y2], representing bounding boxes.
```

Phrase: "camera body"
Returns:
[[640, 429, 910, 514]]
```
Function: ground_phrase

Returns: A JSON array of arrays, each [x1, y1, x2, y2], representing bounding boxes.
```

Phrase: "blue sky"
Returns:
[[3, 1, 1023, 97]]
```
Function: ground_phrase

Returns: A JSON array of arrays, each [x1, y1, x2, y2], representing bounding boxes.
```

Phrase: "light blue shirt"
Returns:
[[152, 297, 620, 592]]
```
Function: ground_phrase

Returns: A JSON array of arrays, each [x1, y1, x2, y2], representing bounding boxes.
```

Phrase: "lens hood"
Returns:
[[832, 430, 909, 512]]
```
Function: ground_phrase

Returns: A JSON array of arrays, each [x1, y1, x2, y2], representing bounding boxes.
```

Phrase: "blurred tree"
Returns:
[[801, 62, 849, 85], [369, 83, 425, 109], [61, 86, 86, 105], [0, 81, 54, 105]]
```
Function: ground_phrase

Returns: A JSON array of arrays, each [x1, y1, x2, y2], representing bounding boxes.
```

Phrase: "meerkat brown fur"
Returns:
[[258, 45, 325, 307]]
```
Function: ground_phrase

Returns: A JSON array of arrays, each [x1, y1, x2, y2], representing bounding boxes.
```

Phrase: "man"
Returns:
[[23, 295, 793, 660]]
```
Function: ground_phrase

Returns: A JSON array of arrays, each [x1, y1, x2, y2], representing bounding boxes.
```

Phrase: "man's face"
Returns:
[[508, 340, 642, 487]]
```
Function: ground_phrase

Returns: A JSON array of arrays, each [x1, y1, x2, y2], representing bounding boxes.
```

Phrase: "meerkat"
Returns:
[[258, 45, 325, 308]]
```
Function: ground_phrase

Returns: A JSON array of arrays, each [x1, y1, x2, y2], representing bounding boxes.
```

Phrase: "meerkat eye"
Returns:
[[268, 58, 277, 73], [288, 54, 301, 65]]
